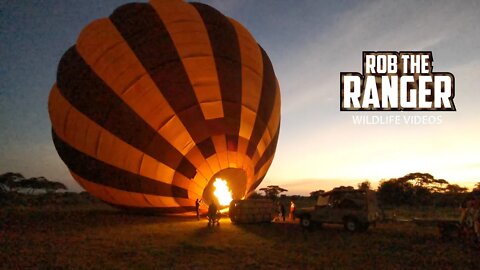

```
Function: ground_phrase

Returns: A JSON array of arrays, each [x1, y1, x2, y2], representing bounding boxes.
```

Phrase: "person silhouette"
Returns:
[[280, 203, 286, 222], [290, 201, 296, 221], [195, 198, 201, 220], [208, 202, 219, 226]]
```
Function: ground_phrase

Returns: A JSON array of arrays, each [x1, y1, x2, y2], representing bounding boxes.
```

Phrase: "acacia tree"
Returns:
[[259, 185, 288, 200], [474, 182, 480, 191], [406, 172, 435, 187], [45, 181, 67, 193], [0, 172, 25, 192], [15, 177, 67, 194], [0, 173, 67, 194], [444, 184, 468, 194], [310, 189, 325, 197], [377, 177, 414, 205], [377, 172, 469, 206], [378, 173, 435, 205]]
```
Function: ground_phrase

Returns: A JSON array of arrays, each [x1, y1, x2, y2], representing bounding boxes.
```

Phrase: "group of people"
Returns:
[[195, 198, 220, 226], [195, 198, 298, 224], [278, 200, 296, 222]]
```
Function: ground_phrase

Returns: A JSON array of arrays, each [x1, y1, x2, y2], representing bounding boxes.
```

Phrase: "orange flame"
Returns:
[[213, 178, 233, 206]]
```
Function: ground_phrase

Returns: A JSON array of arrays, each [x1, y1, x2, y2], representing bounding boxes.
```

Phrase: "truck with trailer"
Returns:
[[294, 187, 380, 232]]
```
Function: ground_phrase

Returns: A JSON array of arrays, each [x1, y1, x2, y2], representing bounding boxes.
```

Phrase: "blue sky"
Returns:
[[1, 0, 480, 194]]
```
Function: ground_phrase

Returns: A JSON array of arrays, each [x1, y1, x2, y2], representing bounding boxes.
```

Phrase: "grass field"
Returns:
[[1, 204, 479, 270]]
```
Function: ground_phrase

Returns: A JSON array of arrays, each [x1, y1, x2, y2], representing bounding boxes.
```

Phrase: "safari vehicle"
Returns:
[[295, 187, 379, 232]]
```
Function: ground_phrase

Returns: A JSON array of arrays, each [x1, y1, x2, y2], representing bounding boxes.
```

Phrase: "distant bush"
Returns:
[[0, 191, 102, 207], [377, 172, 471, 207], [0, 172, 67, 194]]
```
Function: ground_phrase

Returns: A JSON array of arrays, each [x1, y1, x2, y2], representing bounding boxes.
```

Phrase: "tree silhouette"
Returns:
[[377, 172, 468, 206], [0, 172, 25, 192], [357, 180, 371, 191], [310, 189, 325, 197], [444, 184, 468, 194], [377, 178, 415, 205], [474, 182, 480, 191], [398, 173, 455, 193], [247, 191, 264, 199], [432, 179, 449, 191], [46, 181, 67, 193], [259, 185, 288, 200], [17, 177, 68, 193], [0, 172, 67, 193]]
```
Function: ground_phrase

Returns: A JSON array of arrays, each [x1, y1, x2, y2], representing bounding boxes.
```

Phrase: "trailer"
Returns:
[[229, 199, 275, 223], [411, 218, 463, 240]]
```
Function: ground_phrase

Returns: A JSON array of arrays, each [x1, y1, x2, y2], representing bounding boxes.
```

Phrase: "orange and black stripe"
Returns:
[[192, 3, 242, 152], [57, 47, 197, 179], [49, 0, 280, 214], [246, 47, 278, 158], [110, 3, 217, 159], [53, 130, 188, 198]]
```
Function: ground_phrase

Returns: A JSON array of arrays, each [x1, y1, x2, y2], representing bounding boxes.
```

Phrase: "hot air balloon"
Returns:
[[48, 0, 280, 214]]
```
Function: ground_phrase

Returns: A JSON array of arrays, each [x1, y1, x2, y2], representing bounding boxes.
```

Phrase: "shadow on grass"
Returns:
[[230, 220, 438, 250], [1, 205, 203, 235], [232, 221, 351, 242]]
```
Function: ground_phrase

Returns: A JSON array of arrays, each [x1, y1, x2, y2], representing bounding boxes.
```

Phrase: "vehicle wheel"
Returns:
[[300, 216, 311, 228], [344, 218, 359, 232]]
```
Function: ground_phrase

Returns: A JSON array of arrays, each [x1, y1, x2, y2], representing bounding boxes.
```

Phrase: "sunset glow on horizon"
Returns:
[[261, 111, 480, 194]]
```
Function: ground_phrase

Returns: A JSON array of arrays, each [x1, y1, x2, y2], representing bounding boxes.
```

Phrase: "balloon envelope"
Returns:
[[49, 0, 280, 214]]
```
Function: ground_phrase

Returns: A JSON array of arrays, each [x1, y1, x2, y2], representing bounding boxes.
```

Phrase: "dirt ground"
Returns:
[[1, 205, 479, 270]]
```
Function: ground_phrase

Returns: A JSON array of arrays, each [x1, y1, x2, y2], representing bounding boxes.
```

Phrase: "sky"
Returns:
[[1, 0, 479, 195]]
